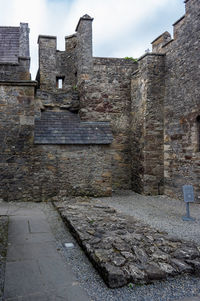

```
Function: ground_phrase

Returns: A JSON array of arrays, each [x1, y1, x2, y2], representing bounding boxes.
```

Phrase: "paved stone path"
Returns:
[[2, 202, 90, 301]]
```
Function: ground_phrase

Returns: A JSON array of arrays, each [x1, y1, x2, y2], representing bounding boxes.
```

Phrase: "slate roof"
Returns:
[[0, 27, 20, 63], [34, 111, 113, 145]]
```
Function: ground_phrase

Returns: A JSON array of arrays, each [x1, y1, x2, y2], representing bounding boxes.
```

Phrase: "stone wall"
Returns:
[[37, 35, 77, 90], [37, 16, 138, 192], [32, 145, 112, 201], [56, 50, 77, 89], [37, 36, 57, 91], [131, 54, 165, 195], [0, 82, 36, 201], [79, 57, 137, 190], [162, 0, 200, 200], [0, 59, 30, 81], [1, 1, 199, 202], [0, 82, 112, 201], [130, 0, 200, 199]]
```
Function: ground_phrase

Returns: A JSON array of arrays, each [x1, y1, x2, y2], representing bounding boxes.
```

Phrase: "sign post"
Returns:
[[182, 185, 195, 221]]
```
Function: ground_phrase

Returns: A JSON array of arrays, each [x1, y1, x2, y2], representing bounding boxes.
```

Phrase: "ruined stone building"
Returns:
[[0, 0, 199, 202]]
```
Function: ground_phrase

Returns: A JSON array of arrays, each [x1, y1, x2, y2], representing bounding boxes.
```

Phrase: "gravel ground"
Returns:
[[98, 191, 200, 245], [2, 196, 200, 301]]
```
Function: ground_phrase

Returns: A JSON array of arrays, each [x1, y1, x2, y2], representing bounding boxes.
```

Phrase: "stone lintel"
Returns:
[[0, 80, 37, 87], [37, 35, 57, 44], [75, 14, 94, 32]]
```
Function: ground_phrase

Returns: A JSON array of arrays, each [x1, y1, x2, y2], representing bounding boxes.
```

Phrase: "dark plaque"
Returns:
[[182, 185, 195, 221], [183, 185, 194, 203]]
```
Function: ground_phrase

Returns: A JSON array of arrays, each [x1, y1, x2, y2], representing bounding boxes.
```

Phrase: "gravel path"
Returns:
[[99, 191, 200, 245], [2, 197, 200, 301]]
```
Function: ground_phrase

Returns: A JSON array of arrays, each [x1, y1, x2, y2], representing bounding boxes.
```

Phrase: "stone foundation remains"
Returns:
[[55, 198, 200, 288]]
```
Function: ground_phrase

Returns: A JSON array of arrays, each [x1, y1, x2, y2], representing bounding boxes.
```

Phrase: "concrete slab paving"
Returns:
[[8, 216, 29, 236], [6, 284, 90, 301], [7, 241, 62, 261], [0, 203, 9, 216], [37, 257, 80, 290], [8, 231, 56, 244], [7, 205, 45, 217], [4, 259, 45, 299], [28, 217, 52, 233], [3, 203, 90, 301], [7, 293, 50, 301]]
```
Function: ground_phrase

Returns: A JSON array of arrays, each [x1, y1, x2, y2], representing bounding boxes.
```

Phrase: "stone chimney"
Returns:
[[76, 14, 94, 80]]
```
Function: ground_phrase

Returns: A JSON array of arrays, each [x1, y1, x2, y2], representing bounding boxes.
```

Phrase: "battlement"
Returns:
[[151, 0, 199, 54], [151, 31, 172, 53], [65, 34, 77, 51]]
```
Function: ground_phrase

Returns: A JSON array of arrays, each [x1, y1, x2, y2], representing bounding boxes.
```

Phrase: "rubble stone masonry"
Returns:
[[79, 57, 137, 190], [0, 0, 199, 201], [162, 0, 200, 200]]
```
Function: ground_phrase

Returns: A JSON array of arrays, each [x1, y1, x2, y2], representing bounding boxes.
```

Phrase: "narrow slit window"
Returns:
[[56, 77, 64, 89]]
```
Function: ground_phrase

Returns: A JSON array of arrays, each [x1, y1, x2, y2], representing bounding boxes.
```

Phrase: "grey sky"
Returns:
[[0, 0, 185, 79]]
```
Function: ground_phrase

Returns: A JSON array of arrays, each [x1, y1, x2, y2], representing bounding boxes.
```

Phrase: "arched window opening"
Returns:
[[197, 116, 200, 152]]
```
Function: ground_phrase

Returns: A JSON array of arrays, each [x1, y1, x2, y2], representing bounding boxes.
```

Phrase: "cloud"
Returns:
[[0, 0, 185, 79]]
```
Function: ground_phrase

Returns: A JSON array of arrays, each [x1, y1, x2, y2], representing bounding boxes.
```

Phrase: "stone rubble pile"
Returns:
[[54, 198, 200, 288]]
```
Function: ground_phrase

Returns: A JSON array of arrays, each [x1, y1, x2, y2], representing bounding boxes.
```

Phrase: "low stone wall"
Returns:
[[55, 198, 200, 288]]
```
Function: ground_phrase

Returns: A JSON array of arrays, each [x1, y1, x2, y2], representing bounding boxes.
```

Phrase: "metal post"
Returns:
[[182, 185, 196, 222], [182, 201, 195, 221]]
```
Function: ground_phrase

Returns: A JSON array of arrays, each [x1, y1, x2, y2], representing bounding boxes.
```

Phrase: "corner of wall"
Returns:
[[131, 54, 165, 195]]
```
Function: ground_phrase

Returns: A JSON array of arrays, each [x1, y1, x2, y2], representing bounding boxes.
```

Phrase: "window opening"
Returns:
[[56, 77, 64, 89]]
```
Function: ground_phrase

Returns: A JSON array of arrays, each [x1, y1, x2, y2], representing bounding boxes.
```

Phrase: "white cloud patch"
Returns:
[[0, 0, 185, 78]]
